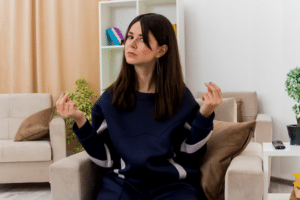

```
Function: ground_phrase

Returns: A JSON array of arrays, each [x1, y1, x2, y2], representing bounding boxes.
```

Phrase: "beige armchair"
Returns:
[[197, 91, 272, 199], [0, 93, 66, 183], [49, 91, 272, 200]]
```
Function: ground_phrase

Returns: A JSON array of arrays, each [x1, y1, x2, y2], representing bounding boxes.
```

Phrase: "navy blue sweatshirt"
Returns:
[[72, 87, 215, 191]]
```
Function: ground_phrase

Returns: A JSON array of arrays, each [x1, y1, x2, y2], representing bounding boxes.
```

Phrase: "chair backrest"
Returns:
[[0, 93, 52, 140], [197, 91, 258, 122]]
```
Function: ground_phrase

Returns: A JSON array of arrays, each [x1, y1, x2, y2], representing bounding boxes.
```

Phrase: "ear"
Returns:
[[157, 44, 168, 58]]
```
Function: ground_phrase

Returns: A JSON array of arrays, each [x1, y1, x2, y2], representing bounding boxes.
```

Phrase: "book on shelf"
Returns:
[[106, 27, 124, 46]]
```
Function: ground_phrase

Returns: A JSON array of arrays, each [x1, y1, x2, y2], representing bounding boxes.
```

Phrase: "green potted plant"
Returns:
[[55, 78, 98, 154], [285, 66, 300, 145]]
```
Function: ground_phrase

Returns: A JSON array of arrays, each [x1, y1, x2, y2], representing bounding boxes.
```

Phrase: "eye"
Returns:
[[127, 35, 143, 42]]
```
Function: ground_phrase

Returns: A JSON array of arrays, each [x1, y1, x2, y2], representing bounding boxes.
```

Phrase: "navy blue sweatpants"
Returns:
[[96, 171, 207, 200]]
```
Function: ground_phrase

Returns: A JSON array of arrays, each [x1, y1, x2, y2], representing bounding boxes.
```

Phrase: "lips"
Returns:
[[127, 52, 137, 56]]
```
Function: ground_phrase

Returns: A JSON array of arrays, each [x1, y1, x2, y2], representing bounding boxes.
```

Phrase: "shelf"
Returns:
[[101, 48, 124, 92], [268, 193, 291, 200], [101, 45, 124, 49], [100, 0, 136, 8], [139, 0, 176, 6], [263, 142, 300, 156]]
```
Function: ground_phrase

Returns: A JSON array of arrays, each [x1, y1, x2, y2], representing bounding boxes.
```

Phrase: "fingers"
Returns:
[[202, 92, 213, 101], [56, 93, 81, 120], [68, 101, 75, 113], [56, 94, 64, 110], [205, 91, 213, 101], [66, 94, 71, 101], [65, 99, 70, 117], [67, 101, 76, 116], [205, 82, 222, 99], [57, 93, 64, 104], [63, 93, 69, 103], [57, 93, 68, 105], [203, 82, 221, 103], [205, 83, 217, 93], [64, 94, 71, 116], [56, 93, 71, 117]]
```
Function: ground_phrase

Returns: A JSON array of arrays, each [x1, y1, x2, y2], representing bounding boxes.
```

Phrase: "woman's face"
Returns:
[[124, 21, 160, 67]]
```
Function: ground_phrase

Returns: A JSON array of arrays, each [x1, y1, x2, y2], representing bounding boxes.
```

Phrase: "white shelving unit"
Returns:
[[99, 0, 185, 95]]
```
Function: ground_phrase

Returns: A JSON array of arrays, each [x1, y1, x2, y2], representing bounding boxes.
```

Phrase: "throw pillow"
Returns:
[[14, 106, 56, 141], [198, 119, 256, 200]]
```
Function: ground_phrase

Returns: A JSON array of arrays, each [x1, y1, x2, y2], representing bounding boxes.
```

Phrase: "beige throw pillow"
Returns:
[[198, 119, 256, 200], [14, 106, 56, 141]]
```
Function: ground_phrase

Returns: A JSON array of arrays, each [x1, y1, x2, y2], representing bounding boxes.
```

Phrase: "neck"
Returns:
[[134, 62, 156, 93]]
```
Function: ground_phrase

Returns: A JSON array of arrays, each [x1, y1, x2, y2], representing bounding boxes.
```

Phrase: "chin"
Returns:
[[126, 60, 135, 65], [125, 58, 138, 65]]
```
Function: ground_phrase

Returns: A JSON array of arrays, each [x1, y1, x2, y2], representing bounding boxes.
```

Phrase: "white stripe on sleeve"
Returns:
[[113, 158, 125, 179], [88, 143, 114, 168], [97, 119, 108, 134], [167, 157, 187, 180], [180, 130, 213, 154]]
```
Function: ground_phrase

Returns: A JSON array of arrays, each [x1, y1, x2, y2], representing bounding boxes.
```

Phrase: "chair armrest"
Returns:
[[254, 114, 273, 189], [254, 113, 273, 145], [49, 151, 103, 200], [225, 142, 264, 200], [49, 116, 67, 163]]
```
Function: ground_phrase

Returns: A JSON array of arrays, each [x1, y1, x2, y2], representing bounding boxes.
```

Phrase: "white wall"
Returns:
[[111, 0, 300, 181], [184, 0, 300, 181]]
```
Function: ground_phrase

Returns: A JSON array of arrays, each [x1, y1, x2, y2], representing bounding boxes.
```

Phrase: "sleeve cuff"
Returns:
[[72, 118, 93, 141], [195, 110, 215, 128]]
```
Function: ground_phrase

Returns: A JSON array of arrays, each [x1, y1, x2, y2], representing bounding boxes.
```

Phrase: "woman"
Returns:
[[56, 13, 222, 200]]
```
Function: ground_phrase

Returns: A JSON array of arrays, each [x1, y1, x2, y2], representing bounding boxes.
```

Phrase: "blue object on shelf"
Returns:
[[106, 28, 120, 45]]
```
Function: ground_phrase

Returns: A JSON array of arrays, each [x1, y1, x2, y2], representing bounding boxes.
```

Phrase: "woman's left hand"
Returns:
[[200, 82, 223, 118]]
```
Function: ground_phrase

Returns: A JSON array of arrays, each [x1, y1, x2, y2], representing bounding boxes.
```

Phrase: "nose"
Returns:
[[128, 38, 137, 48]]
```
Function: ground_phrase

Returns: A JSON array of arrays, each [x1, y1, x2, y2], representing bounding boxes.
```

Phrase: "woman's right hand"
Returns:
[[56, 93, 84, 121]]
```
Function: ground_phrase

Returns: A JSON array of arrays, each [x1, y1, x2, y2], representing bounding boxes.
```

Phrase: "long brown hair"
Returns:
[[105, 13, 186, 121]]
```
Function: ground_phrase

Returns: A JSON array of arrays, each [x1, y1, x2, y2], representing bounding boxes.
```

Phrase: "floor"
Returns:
[[0, 176, 295, 200], [268, 176, 294, 194], [0, 182, 52, 200]]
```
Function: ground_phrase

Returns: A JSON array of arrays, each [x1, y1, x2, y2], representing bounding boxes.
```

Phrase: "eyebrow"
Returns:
[[128, 32, 143, 36]]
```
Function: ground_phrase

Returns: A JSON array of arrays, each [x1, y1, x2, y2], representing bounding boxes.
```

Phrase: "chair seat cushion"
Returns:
[[0, 139, 51, 162]]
